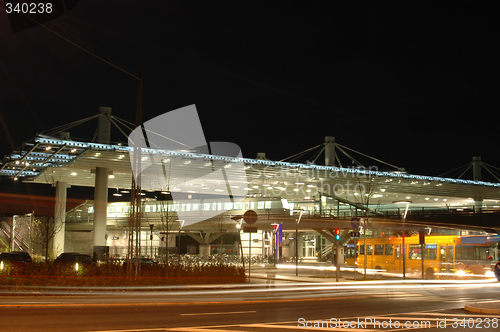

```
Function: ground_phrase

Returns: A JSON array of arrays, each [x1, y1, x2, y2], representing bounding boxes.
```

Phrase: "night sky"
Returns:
[[1, 1, 499, 213]]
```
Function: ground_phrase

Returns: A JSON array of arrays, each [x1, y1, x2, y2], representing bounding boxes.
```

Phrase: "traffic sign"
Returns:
[[350, 217, 360, 229], [243, 210, 257, 224], [351, 231, 360, 238]]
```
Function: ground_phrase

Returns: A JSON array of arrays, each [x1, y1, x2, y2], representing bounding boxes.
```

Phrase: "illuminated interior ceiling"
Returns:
[[1, 136, 500, 208]]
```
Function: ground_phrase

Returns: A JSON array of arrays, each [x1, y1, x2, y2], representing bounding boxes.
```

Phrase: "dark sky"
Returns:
[[1, 1, 499, 210]]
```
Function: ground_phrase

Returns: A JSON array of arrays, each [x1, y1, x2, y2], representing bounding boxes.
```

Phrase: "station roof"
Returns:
[[2, 135, 500, 209]]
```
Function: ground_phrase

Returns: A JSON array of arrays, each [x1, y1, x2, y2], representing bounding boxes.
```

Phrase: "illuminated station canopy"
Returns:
[[2, 135, 500, 210]]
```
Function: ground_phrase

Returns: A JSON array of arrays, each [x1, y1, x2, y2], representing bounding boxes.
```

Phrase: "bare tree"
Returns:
[[347, 170, 383, 278], [157, 198, 177, 273], [210, 214, 234, 256], [31, 215, 63, 261]]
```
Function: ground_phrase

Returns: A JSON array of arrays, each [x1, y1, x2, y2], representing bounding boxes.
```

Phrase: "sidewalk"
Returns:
[[464, 301, 500, 315]]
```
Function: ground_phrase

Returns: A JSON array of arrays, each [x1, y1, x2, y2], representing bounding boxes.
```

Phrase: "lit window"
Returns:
[[145, 205, 151, 212], [265, 201, 272, 209], [204, 203, 211, 211], [224, 202, 233, 210], [186, 204, 191, 211], [88, 207, 94, 214], [108, 207, 115, 213], [116, 206, 123, 213], [234, 202, 243, 210], [192, 204, 199, 211], [218, 202, 222, 210], [245, 202, 250, 210], [281, 199, 289, 209], [257, 201, 264, 209], [250, 201, 255, 209], [212, 202, 218, 211]]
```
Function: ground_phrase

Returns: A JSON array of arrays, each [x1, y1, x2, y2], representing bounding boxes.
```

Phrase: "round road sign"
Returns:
[[243, 210, 258, 224], [350, 217, 360, 229]]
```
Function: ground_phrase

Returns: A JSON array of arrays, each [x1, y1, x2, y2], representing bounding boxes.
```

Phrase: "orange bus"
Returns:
[[345, 234, 496, 279]]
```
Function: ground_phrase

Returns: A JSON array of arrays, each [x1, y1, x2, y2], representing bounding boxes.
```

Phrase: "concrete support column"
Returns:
[[472, 156, 483, 213], [93, 167, 109, 254], [472, 156, 482, 182], [92, 106, 111, 260], [325, 136, 336, 166], [199, 244, 210, 255], [53, 181, 68, 258], [97, 106, 112, 144]]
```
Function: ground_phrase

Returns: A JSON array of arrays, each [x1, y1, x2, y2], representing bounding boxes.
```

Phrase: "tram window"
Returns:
[[212, 203, 218, 211], [360, 245, 372, 255], [245, 202, 250, 210], [374, 245, 384, 255], [192, 204, 199, 211], [181, 204, 186, 211], [224, 202, 233, 210], [409, 244, 421, 259], [234, 202, 243, 210], [424, 244, 437, 260], [218, 202, 222, 210], [88, 206, 94, 214], [265, 201, 272, 209], [385, 244, 393, 255], [250, 201, 255, 209], [152, 205, 156, 212], [116, 206, 123, 213], [257, 201, 264, 209], [440, 246, 446, 260], [456, 245, 487, 260], [186, 204, 191, 211], [204, 203, 210, 211], [109, 207, 115, 213]]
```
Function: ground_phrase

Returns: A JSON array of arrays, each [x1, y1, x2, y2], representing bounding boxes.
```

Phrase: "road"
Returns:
[[1, 281, 500, 331]]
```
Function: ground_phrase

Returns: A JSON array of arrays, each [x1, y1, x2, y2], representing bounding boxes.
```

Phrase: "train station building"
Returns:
[[1, 108, 500, 274]]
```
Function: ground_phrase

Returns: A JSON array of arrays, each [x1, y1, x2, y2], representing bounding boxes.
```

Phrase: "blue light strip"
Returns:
[[1, 137, 499, 188]]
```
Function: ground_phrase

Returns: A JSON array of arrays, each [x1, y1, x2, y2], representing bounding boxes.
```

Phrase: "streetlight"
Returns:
[[149, 224, 154, 258], [293, 208, 304, 276], [230, 215, 245, 272], [176, 220, 185, 255], [394, 201, 411, 280]]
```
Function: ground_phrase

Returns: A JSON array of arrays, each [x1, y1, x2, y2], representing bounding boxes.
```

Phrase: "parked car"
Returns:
[[54, 253, 95, 273], [122, 258, 157, 272], [0, 251, 32, 273]]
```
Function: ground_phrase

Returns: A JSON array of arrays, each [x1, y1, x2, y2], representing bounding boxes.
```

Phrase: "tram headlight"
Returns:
[[456, 270, 466, 276], [485, 271, 495, 278], [0, 261, 3, 270], [75, 262, 79, 271]]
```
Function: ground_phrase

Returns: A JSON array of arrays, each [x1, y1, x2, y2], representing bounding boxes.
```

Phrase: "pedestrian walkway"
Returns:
[[464, 301, 500, 315]]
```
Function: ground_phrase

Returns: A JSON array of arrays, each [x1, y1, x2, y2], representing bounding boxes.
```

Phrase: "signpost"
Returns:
[[350, 217, 360, 229], [243, 210, 257, 282], [351, 217, 360, 281], [419, 228, 425, 279]]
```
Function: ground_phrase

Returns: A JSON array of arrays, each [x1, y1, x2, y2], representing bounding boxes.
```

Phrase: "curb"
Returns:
[[464, 302, 500, 315]]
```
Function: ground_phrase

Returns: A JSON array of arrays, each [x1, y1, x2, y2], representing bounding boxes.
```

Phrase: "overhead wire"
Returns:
[[279, 144, 324, 162], [336, 144, 400, 170]]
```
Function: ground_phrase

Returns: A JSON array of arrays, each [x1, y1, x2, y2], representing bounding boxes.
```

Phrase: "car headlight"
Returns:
[[485, 271, 495, 278], [456, 270, 466, 276]]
